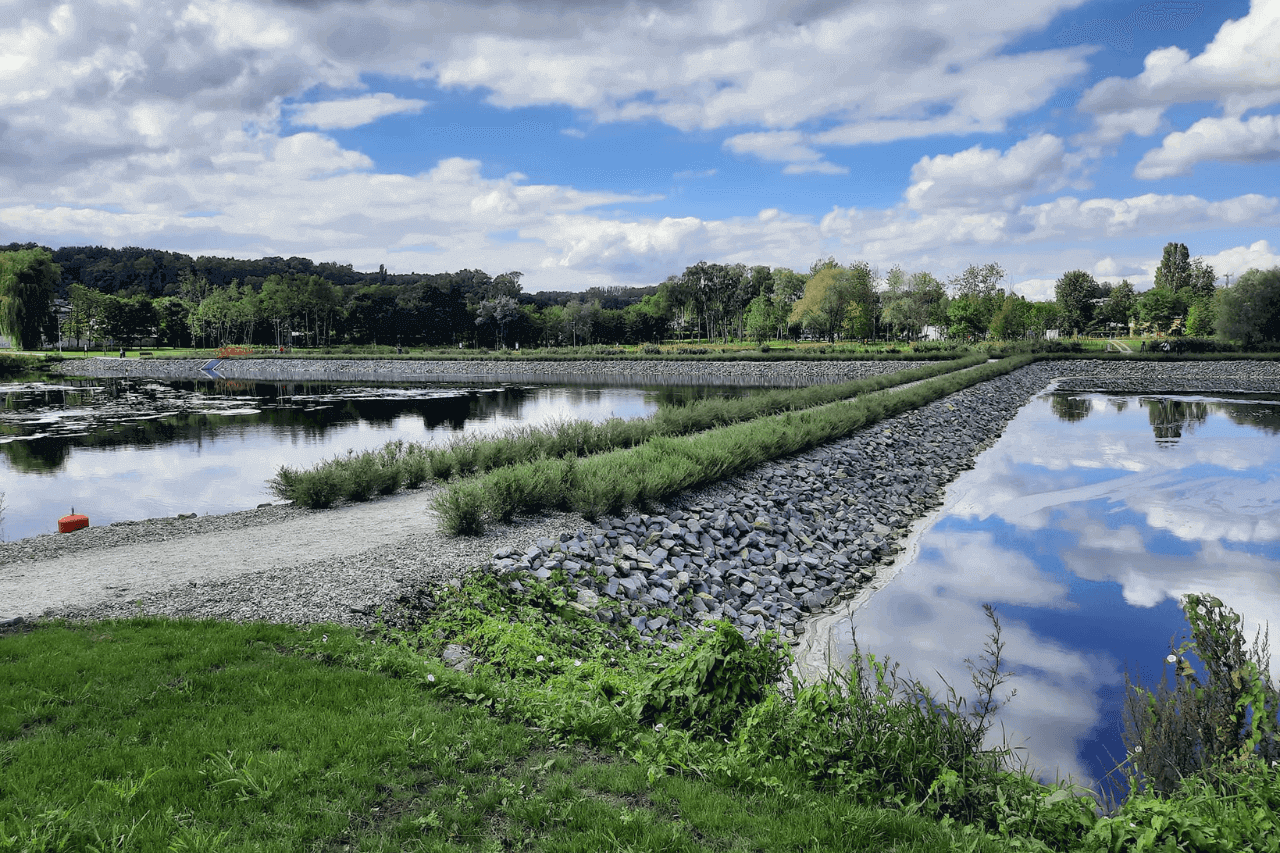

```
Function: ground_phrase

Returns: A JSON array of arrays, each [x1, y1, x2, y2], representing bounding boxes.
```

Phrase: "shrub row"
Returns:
[[271, 353, 988, 508], [433, 354, 1037, 534]]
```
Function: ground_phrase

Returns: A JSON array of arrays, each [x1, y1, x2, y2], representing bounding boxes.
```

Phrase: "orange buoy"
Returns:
[[59, 514, 89, 533]]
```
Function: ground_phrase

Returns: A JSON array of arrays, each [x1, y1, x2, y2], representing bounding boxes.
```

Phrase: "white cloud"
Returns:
[[1079, 0, 1280, 143], [723, 130, 847, 175], [1135, 113, 1280, 179], [1199, 240, 1280, 280], [288, 93, 428, 130], [905, 134, 1076, 211]]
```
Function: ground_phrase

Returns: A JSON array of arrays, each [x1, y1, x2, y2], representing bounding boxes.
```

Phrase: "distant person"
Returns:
[[120, 347, 126, 358], [396, 344, 402, 355]]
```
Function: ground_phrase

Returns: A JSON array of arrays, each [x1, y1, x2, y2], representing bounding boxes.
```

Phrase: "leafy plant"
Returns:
[[631, 621, 784, 736], [1120, 593, 1280, 796]]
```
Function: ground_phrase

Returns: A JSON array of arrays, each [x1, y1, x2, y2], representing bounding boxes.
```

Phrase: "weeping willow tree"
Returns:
[[0, 248, 60, 350]]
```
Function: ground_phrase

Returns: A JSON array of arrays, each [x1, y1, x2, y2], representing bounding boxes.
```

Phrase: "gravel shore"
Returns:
[[56, 355, 922, 385], [7, 357, 1278, 637]]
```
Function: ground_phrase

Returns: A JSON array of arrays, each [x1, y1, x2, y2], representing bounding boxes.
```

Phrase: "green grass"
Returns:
[[0, 353, 52, 380], [435, 354, 1034, 533], [273, 354, 988, 510], [0, 618, 1011, 853]]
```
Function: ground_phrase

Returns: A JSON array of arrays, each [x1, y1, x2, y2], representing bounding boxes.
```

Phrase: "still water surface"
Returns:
[[802, 389, 1280, 793], [0, 376, 759, 542]]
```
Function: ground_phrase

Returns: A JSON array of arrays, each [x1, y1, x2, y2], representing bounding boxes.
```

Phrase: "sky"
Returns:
[[1, 0, 1279, 300]]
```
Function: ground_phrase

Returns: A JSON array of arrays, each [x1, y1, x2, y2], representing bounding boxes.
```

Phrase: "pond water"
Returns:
[[798, 388, 1280, 794], [0, 376, 762, 543]]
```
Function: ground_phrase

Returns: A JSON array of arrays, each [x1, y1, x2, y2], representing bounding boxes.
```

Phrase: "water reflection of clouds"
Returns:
[[833, 530, 1110, 784], [824, 392, 1280, 789], [1, 384, 662, 542]]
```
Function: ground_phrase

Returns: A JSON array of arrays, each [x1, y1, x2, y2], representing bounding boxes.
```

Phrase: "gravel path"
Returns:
[[1, 486, 587, 627]]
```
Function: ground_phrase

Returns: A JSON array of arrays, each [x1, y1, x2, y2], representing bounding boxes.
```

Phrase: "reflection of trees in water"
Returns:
[[1, 376, 780, 474], [1142, 399, 1209, 445], [1216, 399, 1280, 435], [1050, 394, 1093, 422]]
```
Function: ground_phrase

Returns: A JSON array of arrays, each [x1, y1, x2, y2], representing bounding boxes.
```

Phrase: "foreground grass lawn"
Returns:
[[1, 619, 1002, 852]]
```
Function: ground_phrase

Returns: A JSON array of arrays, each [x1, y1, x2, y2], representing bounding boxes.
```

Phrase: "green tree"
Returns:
[[65, 282, 101, 348], [1186, 257, 1217, 301], [1154, 242, 1192, 292], [770, 268, 807, 338], [1216, 267, 1280, 347], [1185, 296, 1217, 337], [153, 296, 193, 348], [947, 262, 1005, 300], [98, 293, 157, 347], [0, 248, 60, 350], [1097, 280, 1137, 331], [475, 295, 520, 348], [743, 292, 778, 344], [989, 293, 1033, 340], [1055, 269, 1100, 335], [1138, 286, 1187, 335]]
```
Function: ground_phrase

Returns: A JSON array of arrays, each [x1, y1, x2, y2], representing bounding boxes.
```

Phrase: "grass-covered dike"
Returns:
[[269, 353, 987, 514]]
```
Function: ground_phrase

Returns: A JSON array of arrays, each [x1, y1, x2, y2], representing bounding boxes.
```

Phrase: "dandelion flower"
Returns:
[[536, 655, 545, 663], [1166, 654, 1177, 664], [427, 673, 436, 683]]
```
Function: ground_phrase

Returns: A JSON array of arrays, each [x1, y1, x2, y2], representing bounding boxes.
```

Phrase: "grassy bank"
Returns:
[[0, 617, 1011, 852], [270, 353, 988, 510], [433, 354, 1034, 534], [7, 582, 1276, 851], [0, 353, 49, 380]]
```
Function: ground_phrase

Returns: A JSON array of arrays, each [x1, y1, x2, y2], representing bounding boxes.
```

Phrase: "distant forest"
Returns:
[[0, 243, 666, 349], [5, 240, 1254, 351]]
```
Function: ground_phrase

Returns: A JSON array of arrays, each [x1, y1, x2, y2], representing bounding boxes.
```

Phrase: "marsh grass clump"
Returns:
[[434, 480, 487, 535], [445, 355, 1033, 530], [271, 353, 990, 509]]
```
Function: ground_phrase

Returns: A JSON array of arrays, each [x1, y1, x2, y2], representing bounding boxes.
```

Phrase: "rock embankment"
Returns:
[[57, 356, 922, 385], [19, 358, 1280, 637]]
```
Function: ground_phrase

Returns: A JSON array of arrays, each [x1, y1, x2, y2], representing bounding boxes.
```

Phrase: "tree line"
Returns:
[[2, 241, 1279, 351]]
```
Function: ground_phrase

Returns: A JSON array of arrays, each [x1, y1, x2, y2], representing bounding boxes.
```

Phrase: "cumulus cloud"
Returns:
[[1079, 0, 1280, 145], [905, 134, 1079, 211], [1135, 113, 1280, 179], [723, 130, 847, 175], [288, 93, 428, 129]]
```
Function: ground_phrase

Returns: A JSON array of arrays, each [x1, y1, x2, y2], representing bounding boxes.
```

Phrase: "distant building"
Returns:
[[921, 325, 945, 341]]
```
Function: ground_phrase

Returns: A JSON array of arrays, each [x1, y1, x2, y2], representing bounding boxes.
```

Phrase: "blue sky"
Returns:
[[2, 0, 1278, 298]]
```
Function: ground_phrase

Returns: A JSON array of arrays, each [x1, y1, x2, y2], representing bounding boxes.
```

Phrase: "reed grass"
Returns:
[[270, 354, 987, 508], [435, 355, 1036, 532]]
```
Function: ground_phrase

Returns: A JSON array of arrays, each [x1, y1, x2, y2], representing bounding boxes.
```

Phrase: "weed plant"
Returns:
[[1119, 593, 1280, 797], [434, 354, 1033, 533], [271, 353, 987, 508]]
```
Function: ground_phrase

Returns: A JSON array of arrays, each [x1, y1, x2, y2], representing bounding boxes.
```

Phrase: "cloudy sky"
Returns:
[[2, 0, 1278, 298]]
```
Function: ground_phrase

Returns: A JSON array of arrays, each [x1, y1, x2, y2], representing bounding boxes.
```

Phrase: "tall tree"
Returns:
[[0, 248, 60, 350], [1154, 242, 1192, 292], [1055, 269, 1100, 335], [475, 295, 520, 348]]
